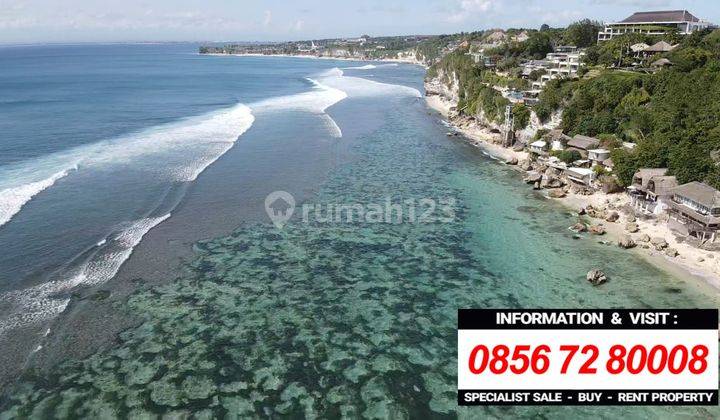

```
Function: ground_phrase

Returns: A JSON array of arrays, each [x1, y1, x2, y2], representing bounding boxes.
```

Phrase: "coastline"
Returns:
[[201, 52, 428, 68], [425, 92, 720, 292]]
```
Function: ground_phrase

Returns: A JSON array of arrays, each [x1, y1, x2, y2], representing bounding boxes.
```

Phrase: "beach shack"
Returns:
[[588, 149, 611, 167], [628, 168, 677, 213], [566, 135, 599, 158], [667, 182, 720, 242], [529, 140, 547, 155], [565, 167, 595, 186]]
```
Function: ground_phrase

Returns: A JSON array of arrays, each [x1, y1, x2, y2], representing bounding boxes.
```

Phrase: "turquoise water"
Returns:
[[0, 46, 718, 418]]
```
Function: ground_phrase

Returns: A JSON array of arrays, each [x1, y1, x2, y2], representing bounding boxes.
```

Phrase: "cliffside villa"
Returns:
[[566, 135, 600, 158], [667, 182, 720, 242], [628, 168, 678, 213]]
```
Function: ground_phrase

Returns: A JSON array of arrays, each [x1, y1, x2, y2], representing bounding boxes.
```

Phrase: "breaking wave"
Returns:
[[0, 166, 77, 228], [316, 67, 422, 99], [0, 214, 170, 335], [0, 104, 254, 228], [343, 64, 376, 70], [0, 104, 254, 335], [251, 75, 348, 138]]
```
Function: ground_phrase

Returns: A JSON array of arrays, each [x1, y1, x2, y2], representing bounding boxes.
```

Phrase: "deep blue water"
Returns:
[[0, 44, 420, 331]]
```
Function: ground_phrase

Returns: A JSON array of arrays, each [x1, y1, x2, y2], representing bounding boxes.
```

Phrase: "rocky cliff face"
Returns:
[[426, 69, 563, 143], [425, 69, 460, 104]]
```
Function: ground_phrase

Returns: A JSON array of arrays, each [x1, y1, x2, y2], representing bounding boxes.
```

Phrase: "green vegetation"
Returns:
[[533, 29, 720, 188], [485, 30, 557, 60], [512, 104, 531, 129], [551, 149, 582, 164], [562, 19, 604, 48]]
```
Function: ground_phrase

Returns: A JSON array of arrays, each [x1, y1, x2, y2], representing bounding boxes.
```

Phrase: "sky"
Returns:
[[1, 0, 718, 44]]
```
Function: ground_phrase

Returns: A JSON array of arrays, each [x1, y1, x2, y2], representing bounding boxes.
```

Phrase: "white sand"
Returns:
[[426, 92, 720, 291], [561, 192, 720, 290], [425, 94, 528, 163]]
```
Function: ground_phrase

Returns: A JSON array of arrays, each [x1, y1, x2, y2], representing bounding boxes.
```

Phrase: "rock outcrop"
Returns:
[[650, 237, 669, 251], [605, 211, 620, 222], [625, 222, 639, 233], [618, 235, 636, 249], [523, 171, 542, 184], [570, 223, 587, 233], [587, 269, 608, 286], [589, 225, 606, 235]]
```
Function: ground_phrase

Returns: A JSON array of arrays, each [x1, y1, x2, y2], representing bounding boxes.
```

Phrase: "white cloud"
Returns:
[[292, 19, 304, 31], [446, 0, 495, 23], [263, 10, 272, 27], [0, 8, 251, 32]]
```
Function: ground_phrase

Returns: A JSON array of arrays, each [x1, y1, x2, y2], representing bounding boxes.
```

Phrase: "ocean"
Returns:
[[0, 43, 717, 418]]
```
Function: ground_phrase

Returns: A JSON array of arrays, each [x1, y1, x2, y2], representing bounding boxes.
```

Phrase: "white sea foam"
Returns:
[[0, 214, 170, 336], [315, 67, 422, 99], [0, 166, 76, 228], [343, 64, 377, 70], [252, 75, 348, 138], [342, 63, 398, 70], [0, 104, 254, 228], [250, 67, 420, 139]]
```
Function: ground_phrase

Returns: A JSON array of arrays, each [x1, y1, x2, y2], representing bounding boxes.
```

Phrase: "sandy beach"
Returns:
[[425, 93, 720, 292]]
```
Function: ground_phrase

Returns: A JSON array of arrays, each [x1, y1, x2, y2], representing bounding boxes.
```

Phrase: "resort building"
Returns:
[[565, 167, 595, 186], [628, 168, 678, 213], [529, 140, 548, 155], [588, 149, 611, 167], [566, 135, 600, 158], [529, 47, 585, 88], [467, 51, 496, 67], [598, 10, 712, 42], [667, 181, 720, 242]]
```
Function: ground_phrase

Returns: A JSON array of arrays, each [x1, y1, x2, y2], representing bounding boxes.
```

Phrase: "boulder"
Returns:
[[548, 189, 566, 198], [626, 213, 636, 223], [513, 144, 525, 152], [505, 156, 518, 165], [650, 237, 668, 251], [638, 234, 651, 243], [600, 176, 624, 194], [605, 211, 620, 222], [570, 223, 587, 233], [618, 235, 636, 249], [541, 175, 564, 189], [577, 207, 587, 216], [519, 159, 533, 171], [533, 181, 542, 190], [545, 167, 562, 177], [697, 257, 705, 263], [625, 222, 639, 233], [665, 247, 678, 257], [523, 171, 542, 184], [534, 163, 548, 173], [546, 177, 565, 189], [589, 225, 606, 235], [586, 269, 608, 286]]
